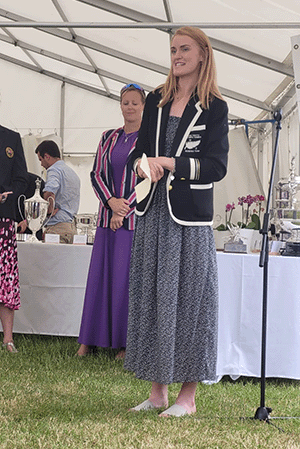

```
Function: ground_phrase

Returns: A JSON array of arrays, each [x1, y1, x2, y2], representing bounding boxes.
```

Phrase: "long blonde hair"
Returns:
[[158, 27, 223, 109]]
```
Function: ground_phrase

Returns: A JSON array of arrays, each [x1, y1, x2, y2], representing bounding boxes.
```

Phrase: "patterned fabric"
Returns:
[[124, 116, 219, 384], [0, 218, 20, 310], [91, 128, 137, 230]]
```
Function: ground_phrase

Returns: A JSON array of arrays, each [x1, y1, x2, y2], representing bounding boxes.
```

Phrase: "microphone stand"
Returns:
[[254, 110, 282, 421]]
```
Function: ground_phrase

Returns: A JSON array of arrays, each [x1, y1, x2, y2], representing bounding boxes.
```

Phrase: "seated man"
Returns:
[[35, 140, 80, 244]]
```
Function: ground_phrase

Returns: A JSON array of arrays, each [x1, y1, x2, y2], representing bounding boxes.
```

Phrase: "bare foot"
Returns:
[[2, 341, 18, 353], [175, 401, 196, 415], [159, 403, 196, 417], [148, 395, 168, 409], [130, 398, 168, 412], [76, 344, 90, 356], [167, 382, 197, 415], [148, 382, 169, 409], [115, 349, 126, 360]]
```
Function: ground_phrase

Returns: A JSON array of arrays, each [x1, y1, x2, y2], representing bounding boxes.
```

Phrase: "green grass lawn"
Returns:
[[0, 334, 300, 449]]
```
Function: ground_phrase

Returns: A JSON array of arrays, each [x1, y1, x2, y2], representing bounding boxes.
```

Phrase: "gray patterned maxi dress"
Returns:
[[124, 116, 219, 384]]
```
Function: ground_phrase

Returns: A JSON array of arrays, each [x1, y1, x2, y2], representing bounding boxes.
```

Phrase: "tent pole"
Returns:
[[257, 129, 264, 186], [60, 81, 65, 158], [271, 118, 280, 210]]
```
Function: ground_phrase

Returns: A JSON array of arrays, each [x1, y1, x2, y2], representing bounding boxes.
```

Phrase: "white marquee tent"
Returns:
[[0, 0, 300, 223]]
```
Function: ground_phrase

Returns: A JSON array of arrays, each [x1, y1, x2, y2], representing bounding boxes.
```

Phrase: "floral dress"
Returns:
[[0, 218, 20, 310]]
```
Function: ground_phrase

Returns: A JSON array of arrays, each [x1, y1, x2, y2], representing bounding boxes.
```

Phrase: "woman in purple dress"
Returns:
[[76, 83, 145, 358]]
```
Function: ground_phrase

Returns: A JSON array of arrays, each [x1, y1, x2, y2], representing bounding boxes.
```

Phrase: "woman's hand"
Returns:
[[107, 197, 130, 216], [110, 212, 124, 232], [0, 191, 13, 204], [137, 158, 164, 183], [17, 220, 27, 233], [153, 156, 175, 172]]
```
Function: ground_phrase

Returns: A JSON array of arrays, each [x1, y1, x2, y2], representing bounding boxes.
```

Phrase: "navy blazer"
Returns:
[[132, 90, 229, 225], [0, 126, 28, 221]]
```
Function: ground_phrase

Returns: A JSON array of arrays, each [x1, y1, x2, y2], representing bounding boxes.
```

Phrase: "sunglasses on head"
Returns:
[[121, 83, 145, 93]]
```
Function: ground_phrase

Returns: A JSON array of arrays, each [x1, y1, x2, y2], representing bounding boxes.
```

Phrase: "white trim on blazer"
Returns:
[[165, 174, 213, 226]]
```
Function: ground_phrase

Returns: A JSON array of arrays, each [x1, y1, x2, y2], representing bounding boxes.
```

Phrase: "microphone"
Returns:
[[273, 109, 282, 122]]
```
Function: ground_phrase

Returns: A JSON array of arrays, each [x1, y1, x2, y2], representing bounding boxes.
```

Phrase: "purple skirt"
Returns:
[[78, 226, 133, 348]]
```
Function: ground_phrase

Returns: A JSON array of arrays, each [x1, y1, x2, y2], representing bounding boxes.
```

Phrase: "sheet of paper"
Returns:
[[73, 234, 87, 245], [45, 234, 60, 244], [135, 154, 152, 203]]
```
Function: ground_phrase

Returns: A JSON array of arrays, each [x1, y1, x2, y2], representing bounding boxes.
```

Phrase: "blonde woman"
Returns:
[[124, 27, 229, 416], [77, 84, 145, 358]]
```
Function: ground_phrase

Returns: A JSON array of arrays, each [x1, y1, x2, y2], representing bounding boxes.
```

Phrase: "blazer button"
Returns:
[[168, 185, 173, 191], [180, 177, 186, 181]]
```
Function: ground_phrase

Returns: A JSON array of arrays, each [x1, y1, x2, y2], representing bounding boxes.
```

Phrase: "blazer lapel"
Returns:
[[158, 102, 172, 156], [126, 134, 138, 163], [108, 129, 120, 162], [170, 99, 202, 157]]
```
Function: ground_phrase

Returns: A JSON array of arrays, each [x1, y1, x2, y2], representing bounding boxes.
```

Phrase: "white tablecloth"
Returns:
[[216, 252, 300, 380], [15, 242, 93, 337], [3, 242, 300, 380]]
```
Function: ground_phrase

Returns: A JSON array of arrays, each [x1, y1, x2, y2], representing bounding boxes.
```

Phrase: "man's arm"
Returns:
[[43, 191, 56, 214]]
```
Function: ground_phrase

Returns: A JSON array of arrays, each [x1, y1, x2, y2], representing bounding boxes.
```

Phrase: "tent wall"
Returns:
[[63, 84, 124, 155], [1, 57, 300, 219], [0, 59, 123, 216], [250, 95, 300, 194], [64, 156, 98, 215], [0, 59, 123, 154], [213, 127, 265, 228]]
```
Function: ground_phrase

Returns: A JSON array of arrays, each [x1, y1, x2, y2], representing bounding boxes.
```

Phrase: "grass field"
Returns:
[[1, 334, 300, 449]]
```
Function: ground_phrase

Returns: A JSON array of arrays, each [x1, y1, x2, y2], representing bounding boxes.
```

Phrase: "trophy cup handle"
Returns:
[[18, 194, 26, 222], [43, 196, 56, 227]]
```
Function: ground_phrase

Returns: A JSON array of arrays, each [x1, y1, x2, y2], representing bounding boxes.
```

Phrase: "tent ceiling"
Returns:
[[0, 0, 299, 121]]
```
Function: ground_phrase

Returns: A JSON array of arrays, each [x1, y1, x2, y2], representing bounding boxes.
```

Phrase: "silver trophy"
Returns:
[[18, 178, 53, 243], [75, 213, 97, 244]]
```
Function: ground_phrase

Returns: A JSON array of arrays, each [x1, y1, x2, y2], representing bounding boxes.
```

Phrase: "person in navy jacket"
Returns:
[[124, 27, 229, 416], [0, 125, 28, 353], [133, 90, 228, 225]]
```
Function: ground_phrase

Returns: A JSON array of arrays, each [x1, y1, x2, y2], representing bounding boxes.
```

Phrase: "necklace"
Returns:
[[124, 131, 136, 143], [175, 88, 194, 101]]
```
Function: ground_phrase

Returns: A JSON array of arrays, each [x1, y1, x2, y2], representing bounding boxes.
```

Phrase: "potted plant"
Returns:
[[214, 194, 265, 251]]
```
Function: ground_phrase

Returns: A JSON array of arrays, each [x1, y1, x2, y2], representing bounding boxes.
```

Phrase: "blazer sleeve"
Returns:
[[2, 133, 28, 196], [124, 188, 136, 208], [130, 92, 156, 170], [174, 99, 229, 183], [90, 131, 114, 206]]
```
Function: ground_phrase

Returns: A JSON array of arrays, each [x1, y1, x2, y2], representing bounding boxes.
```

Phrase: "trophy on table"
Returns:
[[75, 213, 97, 244], [18, 178, 54, 243]]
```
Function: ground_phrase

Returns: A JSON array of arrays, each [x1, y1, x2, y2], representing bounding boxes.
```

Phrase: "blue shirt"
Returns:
[[44, 160, 80, 226]]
